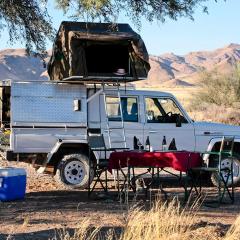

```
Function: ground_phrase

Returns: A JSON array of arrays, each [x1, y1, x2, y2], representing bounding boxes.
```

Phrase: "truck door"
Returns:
[[143, 96, 195, 151], [101, 94, 144, 150]]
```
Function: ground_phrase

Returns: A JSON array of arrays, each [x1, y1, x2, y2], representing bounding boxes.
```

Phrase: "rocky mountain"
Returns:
[[140, 43, 240, 87], [0, 49, 49, 81], [0, 43, 239, 87]]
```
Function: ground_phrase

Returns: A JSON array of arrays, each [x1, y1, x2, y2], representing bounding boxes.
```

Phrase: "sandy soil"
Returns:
[[0, 158, 240, 240]]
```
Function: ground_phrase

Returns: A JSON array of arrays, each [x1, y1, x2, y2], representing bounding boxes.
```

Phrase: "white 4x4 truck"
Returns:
[[1, 80, 240, 188]]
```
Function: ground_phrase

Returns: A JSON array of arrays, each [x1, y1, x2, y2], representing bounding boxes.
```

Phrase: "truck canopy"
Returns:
[[47, 21, 150, 83]]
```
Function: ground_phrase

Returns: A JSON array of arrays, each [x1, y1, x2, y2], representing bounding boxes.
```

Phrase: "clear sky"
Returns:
[[0, 0, 239, 55]]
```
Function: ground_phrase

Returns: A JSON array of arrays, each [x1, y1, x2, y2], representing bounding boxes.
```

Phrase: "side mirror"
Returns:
[[176, 114, 182, 127]]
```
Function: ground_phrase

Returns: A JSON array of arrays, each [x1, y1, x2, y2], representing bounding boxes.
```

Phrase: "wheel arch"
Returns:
[[46, 141, 98, 173], [206, 137, 240, 186], [207, 137, 240, 158]]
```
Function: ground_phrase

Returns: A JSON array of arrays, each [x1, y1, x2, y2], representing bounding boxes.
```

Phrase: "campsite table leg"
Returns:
[[117, 166, 132, 202], [153, 168, 168, 200]]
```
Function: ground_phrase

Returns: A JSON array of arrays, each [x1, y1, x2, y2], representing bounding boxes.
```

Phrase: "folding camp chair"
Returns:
[[88, 133, 128, 196], [189, 136, 235, 205], [88, 134, 111, 196]]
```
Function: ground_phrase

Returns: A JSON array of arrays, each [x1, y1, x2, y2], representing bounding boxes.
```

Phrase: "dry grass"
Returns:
[[54, 220, 101, 240], [120, 199, 196, 240], [54, 198, 240, 240], [224, 216, 240, 240], [188, 104, 240, 125]]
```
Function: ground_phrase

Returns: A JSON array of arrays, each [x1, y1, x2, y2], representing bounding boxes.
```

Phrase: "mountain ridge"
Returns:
[[140, 43, 240, 87]]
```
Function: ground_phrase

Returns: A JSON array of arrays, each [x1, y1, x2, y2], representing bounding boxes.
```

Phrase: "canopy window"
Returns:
[[47, 22, 150, 83]]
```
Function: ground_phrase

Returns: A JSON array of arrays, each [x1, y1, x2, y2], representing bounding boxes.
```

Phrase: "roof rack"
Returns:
[[59, 75, 144, 84]]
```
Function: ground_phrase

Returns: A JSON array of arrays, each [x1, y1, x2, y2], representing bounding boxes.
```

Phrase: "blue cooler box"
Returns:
[[0, 167, 27, 201]]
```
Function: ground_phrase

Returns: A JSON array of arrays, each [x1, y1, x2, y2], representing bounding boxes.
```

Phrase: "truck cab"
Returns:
[[88, 89, 195, 152]]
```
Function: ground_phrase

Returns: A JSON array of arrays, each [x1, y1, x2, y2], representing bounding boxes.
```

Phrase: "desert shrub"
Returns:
[[192, 64, 240, 108], [188, 64, 240, 124]]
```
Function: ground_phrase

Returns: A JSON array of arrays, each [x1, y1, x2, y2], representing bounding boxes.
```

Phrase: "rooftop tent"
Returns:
[[47, 21, 150, 83]]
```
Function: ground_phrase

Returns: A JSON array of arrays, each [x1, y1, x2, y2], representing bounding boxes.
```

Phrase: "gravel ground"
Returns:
[[0, 158, 240, 240]]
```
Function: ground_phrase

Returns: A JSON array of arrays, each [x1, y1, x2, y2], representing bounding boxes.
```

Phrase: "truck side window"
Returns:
[[106, 96, 138, 122], [145, 97, 187, 124]]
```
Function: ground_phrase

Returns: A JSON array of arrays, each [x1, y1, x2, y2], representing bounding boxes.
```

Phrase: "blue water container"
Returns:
[[0, 167, 27, 201]]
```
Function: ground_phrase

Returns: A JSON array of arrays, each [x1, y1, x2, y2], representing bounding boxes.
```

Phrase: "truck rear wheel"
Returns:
[[211, 157, 240, 187], [54, 153, 94, 190]]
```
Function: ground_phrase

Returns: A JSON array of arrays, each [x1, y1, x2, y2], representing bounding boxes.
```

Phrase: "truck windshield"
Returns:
[[145, 97, 188, 124]]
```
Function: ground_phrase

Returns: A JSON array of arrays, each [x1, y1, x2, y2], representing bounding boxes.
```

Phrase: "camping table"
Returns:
[[108, 150, 202, 200]]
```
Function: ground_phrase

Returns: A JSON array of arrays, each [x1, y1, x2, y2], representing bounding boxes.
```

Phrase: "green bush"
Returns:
[[192, 64, 240, 108]]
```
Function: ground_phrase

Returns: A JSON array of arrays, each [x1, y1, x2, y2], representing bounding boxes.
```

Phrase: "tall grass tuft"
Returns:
[[54, 220, 101, 240], [224, 215, 240, 240], [56, 199, 240, 240], [120, 199, 196, 240]]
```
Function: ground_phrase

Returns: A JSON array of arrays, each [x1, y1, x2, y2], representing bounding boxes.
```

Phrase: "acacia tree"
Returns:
[[55, 0, 211, 24], [0, 0, 54, 57], [0, 0, 218, 55]]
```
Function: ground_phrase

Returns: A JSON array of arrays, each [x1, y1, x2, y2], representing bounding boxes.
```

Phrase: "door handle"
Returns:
[[149, 130, 157, 133]]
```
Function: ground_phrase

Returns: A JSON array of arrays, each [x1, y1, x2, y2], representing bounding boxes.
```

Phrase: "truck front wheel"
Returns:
[[54, 153, 94, 189], [211, 157, 240, 187]]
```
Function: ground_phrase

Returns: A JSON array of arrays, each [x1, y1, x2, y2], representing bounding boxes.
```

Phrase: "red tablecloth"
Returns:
[[108, 151, 202, 173]]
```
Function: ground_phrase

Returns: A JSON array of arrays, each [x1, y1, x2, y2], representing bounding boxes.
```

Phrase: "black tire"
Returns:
[[211, 157, 240, 187], [54, 153, 94, 190]]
